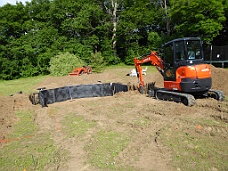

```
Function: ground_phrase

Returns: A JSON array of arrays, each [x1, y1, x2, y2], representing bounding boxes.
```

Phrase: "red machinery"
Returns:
[[134, 37, 224, 106], [69, 66, 92, 76]]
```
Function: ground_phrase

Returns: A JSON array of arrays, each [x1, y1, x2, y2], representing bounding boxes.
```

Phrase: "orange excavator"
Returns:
[[134, 37, 224, 106]]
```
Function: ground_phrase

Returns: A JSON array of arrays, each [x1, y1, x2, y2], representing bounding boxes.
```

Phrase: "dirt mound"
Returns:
[[211, 65, 228, 95]]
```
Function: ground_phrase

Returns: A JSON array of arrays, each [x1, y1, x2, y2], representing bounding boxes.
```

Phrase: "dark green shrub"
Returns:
[[49, 52, 85, 76]]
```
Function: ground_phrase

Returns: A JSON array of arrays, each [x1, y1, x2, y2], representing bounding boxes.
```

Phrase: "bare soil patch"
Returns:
[[1, 65, 228, 170]]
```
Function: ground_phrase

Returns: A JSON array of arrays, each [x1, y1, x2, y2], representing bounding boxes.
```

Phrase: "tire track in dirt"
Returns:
[[116, 115, 174, 171], [36, 94, 177, 171], [42, 91, 227, 171], [78, 94, 179, 171], [35, 101, 105, 171]]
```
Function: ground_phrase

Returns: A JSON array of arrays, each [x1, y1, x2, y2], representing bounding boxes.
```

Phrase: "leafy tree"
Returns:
[[170, 0, 226, 42], [101, 0, 122, 52], [50, 0, 118, 64], [0, 3, 29, 79], [117, 0, 157, 62], [213, 0, 228, 45], [96, 0, 122, 63], [0, 0, 227, 80], [90, 52, 106, 72], [0, 3, 28, 40], [222, 0, 228, 44], [148, 31, 162, 51], [152, 0, 172, 36]]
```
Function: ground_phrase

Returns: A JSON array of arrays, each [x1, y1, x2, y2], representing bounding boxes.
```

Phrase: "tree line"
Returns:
[[0, 0, 227, 80]]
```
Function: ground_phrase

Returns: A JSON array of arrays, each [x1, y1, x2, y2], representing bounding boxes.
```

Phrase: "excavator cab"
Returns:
[[161, 37, 213, 94], [162, 37, 205, 81]]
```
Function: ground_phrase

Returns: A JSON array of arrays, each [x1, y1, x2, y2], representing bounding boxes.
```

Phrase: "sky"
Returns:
[[0, 0, 30, 7]]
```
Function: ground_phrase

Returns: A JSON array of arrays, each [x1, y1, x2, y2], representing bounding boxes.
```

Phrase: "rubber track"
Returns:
[[208, 89, 225, 101], [155, 89, 196, 106]]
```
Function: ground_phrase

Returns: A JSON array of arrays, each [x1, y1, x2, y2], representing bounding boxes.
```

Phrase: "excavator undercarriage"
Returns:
[[135, 82, 225, 106]]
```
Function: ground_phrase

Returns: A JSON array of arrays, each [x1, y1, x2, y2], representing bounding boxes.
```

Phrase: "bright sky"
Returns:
[[0, 0, 30, 7]]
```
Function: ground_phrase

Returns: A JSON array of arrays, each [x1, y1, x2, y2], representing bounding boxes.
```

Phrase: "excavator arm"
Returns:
[[134, 51, 164, 88]]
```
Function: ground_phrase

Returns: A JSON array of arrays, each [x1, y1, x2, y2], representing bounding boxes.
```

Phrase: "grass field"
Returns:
[[0, 65, 227, 171]]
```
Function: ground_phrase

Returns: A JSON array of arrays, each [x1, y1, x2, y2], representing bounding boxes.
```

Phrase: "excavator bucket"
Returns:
[[147, 82, 157, 97], [127, 82, 138, 91]]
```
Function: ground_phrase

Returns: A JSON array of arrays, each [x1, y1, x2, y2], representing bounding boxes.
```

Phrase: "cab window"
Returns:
[[175, 41, 185, 61], [164, 44, 173, 66], [186, 40, 202, 60], [164, 43, 175, 80]]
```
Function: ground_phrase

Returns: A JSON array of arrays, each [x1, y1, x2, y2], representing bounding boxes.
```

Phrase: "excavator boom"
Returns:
[[134, 51, 164, 87]]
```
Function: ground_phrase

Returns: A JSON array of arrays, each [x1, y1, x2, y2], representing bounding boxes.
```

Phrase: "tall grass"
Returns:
[[0, 76, 47, 96]]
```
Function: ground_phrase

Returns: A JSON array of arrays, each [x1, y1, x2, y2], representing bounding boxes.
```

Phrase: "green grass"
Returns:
[[0, 76, 47, 96], [0, 110, 66, 171], [61, 111, 134, 170], [62, 113, 96, 138], [0, 134, 65, 171], [85, 130, 131, 170], [132, 117, 151, 127], [62, 113, 135, 170], [107, 64, 157, 71], [106, 63, 132, 69], [184, 116, 228, 127], [160, 122, 228, 171], [7, 111, 38, 139], [201, 118, 227, 127]]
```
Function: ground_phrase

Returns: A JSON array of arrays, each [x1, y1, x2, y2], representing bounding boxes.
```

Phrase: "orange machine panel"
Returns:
[[164, 64, 211, 91]]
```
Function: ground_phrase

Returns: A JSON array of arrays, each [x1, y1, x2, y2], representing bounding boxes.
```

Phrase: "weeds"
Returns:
[[7, 111, 37, 138], [62, 113, 96, 138], [85, 130, 130, 170], [132, 117, 151, 127], [160, 121, 228, 171], [0, 110, 66, 171]]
